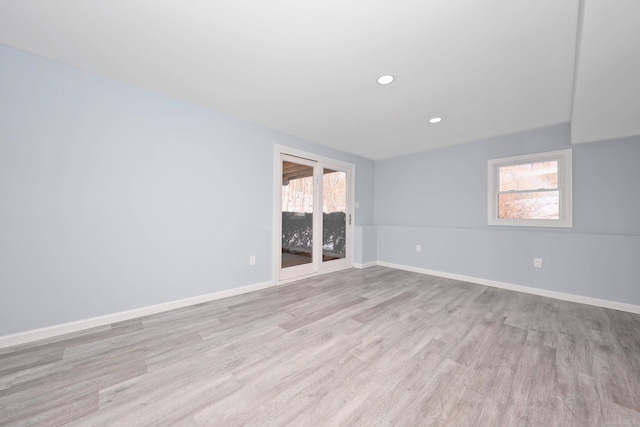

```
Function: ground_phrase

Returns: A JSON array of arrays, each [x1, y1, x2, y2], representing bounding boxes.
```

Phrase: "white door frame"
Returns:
[[273, 145, 355, 284]]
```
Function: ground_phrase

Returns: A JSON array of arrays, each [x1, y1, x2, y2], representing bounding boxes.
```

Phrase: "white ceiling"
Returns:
[[0, 0, 638, 159], [571, 1, 640, 145]]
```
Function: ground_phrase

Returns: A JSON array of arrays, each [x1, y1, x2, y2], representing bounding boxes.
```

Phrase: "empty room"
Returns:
[[1, 1, 639, 426]]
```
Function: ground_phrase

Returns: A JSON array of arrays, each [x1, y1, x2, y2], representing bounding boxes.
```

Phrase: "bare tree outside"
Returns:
[[498, 161, 559, 219], [281, 164, 347, 266], [281, 169, 346, 214], [322, 170, 347, 213], [282, 175, 314, 213]]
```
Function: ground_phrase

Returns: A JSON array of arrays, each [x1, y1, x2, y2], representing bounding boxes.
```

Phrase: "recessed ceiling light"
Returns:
[[429, 117, 442, 124], [377, 74, 394, 85]]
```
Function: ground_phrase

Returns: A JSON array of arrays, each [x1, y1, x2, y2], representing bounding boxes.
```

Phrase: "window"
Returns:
[[488, 149, 572, 227]]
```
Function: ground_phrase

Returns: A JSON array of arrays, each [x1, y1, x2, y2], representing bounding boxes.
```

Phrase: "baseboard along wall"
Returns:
[[376, 261, 640, 315], [3, 260, 639, 349], [354, 261, 377, 269], [0, 280, 274, 349]]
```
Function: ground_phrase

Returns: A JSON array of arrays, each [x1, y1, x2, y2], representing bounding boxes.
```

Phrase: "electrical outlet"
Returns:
[[249, 255, 256, 265], [416, 244, 421, 253], [533, 258, 543, 269]]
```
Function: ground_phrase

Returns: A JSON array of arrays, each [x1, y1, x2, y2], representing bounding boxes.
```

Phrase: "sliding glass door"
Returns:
[[321, 167, 349, 269], [278, 152, 352, 281], [280, 155, 317, 279]]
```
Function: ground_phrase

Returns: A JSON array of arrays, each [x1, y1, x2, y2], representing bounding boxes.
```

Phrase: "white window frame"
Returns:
[[488, 149, 572, 228]]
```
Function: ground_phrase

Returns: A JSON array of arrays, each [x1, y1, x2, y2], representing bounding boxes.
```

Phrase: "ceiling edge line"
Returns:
[[569, 0, 586, 144]]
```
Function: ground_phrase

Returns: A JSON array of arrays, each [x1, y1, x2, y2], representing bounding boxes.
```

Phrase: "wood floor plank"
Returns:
[[466, 323, 528, 405], [278, 296, 367, 332], [1, 266, 639, 426]]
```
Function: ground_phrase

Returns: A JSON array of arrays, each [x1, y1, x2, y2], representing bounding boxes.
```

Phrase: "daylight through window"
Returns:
[[488, 149, 572, 227]]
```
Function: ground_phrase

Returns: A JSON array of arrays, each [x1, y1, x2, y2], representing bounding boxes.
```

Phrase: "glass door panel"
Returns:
[[277, 150, 352, 282], [281, 159, 315, 270], [322, 168, 347, 263]]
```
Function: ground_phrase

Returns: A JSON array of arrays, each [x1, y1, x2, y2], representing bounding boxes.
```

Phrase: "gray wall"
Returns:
[[3, 41, 638, 337], [375, 124, 640, 305], [0, 44, 374, 336], [354, 225, 378, 266]]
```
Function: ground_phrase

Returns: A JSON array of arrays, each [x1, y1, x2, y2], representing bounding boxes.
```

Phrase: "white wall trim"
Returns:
[[354, 261, 377, 269], [376, 261, 640, 314], [6, 260, 638, 350], [487, 148, 573, 228], [0, 280, 273, 349]]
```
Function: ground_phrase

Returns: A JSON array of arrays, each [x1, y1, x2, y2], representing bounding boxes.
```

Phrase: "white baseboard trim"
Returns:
[[354, 261, 377, 269], [377, 261, 640, 315], [0, 280, 273, 350], [5, 261, 639, 349]]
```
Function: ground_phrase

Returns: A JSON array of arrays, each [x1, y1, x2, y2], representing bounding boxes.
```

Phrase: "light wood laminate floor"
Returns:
[[2, 266, 640, 426]]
